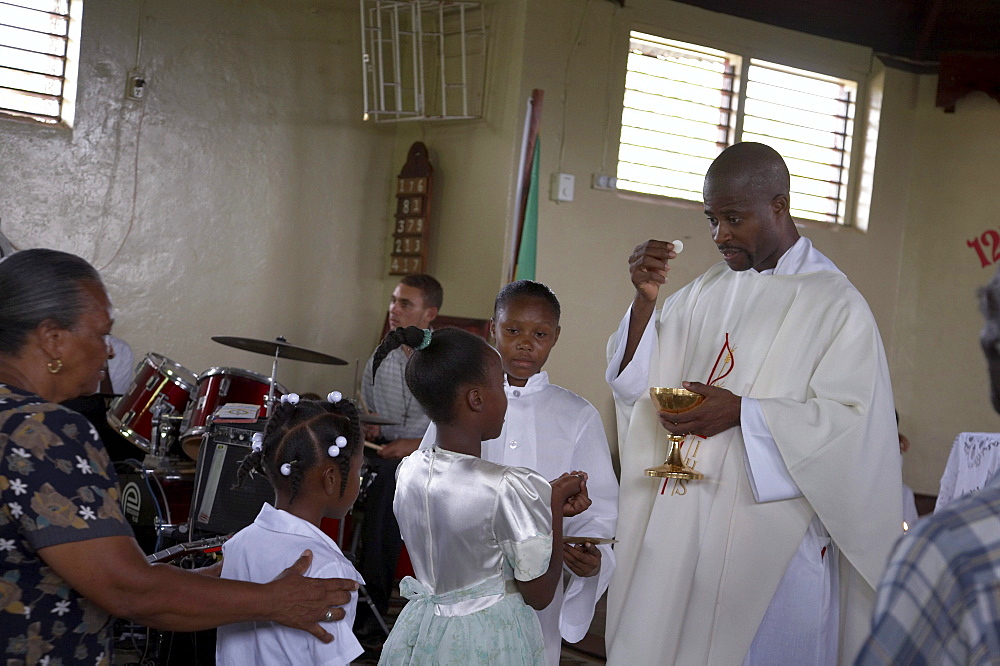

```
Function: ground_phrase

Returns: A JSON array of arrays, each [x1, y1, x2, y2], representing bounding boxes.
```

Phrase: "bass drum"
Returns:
[[107, 353, 198, 453], [116, 460, 196, 554]]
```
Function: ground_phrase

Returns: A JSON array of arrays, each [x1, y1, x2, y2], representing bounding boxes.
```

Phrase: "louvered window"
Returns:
[[618, 32, 858, 226], [0, 0, 82, 127]]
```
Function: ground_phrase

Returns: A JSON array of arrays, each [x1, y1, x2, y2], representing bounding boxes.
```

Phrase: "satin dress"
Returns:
[[379, 446, 553, 665]]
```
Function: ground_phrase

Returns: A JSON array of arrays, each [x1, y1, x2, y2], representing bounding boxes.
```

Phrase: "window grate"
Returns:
[[0, 0, 80, 127], [617, 33, 738, 200], [616, 32, 859, 226], [360, 0, 486, 122]]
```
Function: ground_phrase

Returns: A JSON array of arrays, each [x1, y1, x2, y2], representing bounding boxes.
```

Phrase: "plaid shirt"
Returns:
[[855, 474, 1000, 665]]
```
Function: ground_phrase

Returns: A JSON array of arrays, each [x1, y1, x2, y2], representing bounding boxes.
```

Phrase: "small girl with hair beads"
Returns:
[[374, 326, 590, 665], [216, 392, 365, 666]]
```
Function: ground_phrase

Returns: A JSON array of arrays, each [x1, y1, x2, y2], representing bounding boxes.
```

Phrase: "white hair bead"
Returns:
[[328, 435, 348, 458], [327, 391, 342, 403], [281, 393, 300, 405], [280, 462, 293, 476], [251, 433, 264, 452]]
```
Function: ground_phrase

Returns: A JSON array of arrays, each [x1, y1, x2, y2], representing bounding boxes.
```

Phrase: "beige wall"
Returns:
[[890, 80, 1000, 493], [2, 0, 997, 492], [380, 0, 529, 320], [0, 0, 395, 395]]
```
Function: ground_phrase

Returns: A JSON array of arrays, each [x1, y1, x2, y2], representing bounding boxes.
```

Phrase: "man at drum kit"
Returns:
[[354, 273, 443, 643]]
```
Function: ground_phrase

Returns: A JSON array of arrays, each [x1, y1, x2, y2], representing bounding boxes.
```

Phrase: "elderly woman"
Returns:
[[0, 249, 356, 665]]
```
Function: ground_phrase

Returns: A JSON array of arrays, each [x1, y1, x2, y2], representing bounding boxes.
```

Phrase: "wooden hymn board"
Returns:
[[390, 141, 432, 275]]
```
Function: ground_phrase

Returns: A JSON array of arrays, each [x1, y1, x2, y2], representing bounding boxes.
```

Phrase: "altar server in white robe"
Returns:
[[605, 142, 902, 665], [490, 280, 618, 664]]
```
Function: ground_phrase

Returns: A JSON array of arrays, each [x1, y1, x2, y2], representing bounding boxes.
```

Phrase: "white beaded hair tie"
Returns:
[[251, 432, 264, 453], [280, 462, 294, 476], [328, 435, 348, 458], [281, 393, 300, 405], [327, 391, 342, 403]]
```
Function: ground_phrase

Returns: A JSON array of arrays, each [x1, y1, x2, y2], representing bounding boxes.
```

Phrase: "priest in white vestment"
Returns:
[[605, 143, 903, 665]]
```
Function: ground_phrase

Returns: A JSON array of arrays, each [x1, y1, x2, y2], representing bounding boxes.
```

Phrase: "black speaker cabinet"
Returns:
[[189, 420, 274, 538]]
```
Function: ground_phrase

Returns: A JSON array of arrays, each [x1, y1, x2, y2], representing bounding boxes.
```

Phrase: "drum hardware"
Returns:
[[147, 402, 184, 460], [340, 462, 390, 638]]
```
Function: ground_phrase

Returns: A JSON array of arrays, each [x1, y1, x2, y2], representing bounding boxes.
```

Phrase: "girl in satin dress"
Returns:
[[372, 326, 589, 665]]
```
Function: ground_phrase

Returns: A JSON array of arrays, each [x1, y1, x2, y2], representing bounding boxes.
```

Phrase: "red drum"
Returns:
[[108, 353, 198, 453], [180, 367, 286, 450]]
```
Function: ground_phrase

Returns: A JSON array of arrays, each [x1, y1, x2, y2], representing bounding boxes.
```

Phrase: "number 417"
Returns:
[[968, 230, 1000, 268]]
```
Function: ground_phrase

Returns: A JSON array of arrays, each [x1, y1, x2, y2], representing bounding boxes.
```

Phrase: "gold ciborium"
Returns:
[[647, 387, 704, 479]]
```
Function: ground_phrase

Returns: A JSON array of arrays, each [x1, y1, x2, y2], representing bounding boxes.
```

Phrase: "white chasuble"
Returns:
[[606, 263, 902, 665]]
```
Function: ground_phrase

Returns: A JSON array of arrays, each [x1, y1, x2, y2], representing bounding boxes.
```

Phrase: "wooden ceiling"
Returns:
[[669, 0, 1000, 69]]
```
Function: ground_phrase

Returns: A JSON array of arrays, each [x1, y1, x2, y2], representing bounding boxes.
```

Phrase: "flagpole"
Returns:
[[509, 89, 544, 283]]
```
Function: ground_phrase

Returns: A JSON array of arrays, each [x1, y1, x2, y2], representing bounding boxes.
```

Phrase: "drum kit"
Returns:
[[106, 335, 363, 555], [105, 335, 398, 663]]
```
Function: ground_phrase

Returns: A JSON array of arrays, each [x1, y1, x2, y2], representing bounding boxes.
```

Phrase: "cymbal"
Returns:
[[360, 413, 399, 426], [212, 336, 347, 365]]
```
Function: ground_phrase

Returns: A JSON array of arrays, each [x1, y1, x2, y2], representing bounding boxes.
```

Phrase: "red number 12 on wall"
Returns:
[[968, 230, 1000, 268]]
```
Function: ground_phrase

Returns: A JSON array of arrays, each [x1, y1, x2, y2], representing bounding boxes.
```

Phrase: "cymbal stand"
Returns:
[[266, 336, 286, 417], [343, 468, 390, 637]]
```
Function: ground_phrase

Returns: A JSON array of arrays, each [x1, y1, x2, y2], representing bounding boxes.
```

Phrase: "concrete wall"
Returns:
[[890, 80, 1000, 492], [0, 0, 395, 395]]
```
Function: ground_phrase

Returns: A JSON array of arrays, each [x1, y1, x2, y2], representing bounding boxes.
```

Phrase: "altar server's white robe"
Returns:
[[605, 240, 901, 665]]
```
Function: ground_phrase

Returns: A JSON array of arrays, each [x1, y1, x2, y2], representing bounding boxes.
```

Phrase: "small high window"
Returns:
[[0, 0, 82, 127], [618, 32, 858, 226]]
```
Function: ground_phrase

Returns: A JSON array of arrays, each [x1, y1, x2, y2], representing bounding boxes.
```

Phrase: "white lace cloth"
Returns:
[[935, 432, 1000, 511]]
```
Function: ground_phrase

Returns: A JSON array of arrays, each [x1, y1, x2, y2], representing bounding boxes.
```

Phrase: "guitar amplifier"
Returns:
[[188, 420, 274, 537]]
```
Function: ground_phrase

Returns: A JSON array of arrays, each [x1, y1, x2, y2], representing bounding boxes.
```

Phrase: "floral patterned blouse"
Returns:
[[1, 384, 133, 665]]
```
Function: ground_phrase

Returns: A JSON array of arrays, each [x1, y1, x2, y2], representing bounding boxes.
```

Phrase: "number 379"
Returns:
[[968, 230, 1000, 268]]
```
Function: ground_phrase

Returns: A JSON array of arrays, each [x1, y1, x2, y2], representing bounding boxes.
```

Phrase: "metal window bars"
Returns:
[[0, 0, 80, 126], [617, 32, 859, 225], [360, 0, 486, 122]]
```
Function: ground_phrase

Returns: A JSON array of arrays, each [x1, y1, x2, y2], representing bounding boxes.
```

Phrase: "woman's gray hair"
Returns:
[[0, 248, 103, 354]]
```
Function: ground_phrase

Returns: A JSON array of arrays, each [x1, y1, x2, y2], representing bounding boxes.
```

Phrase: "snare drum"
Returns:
[[108, 353, 198, 453], [180, 367, 286, 451]]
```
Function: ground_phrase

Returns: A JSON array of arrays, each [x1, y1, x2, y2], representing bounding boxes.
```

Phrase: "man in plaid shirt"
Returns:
[[856, 270, 1000, 664]]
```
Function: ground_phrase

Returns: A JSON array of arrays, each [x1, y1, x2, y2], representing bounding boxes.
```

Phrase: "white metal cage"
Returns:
[[360, 0, 486, 122]]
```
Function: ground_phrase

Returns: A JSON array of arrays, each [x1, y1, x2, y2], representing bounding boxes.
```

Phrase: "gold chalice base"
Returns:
[[647, 388, 704, 480]]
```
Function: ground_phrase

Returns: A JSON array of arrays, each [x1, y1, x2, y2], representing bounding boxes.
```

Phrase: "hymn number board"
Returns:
[[390, 142, 433, 275]]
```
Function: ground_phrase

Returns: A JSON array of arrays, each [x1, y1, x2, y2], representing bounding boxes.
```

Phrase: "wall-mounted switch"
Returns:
[[550, 172, 575, 202]]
